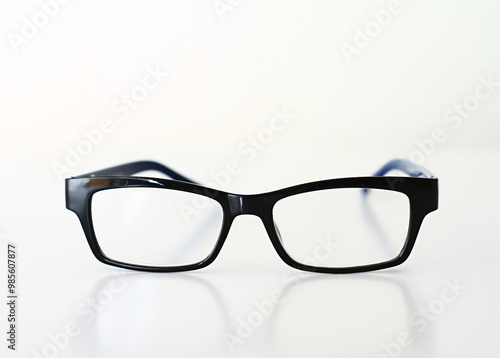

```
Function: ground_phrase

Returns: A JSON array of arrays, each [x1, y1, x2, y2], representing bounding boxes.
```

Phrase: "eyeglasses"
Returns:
[[65, 159, 438, 273]]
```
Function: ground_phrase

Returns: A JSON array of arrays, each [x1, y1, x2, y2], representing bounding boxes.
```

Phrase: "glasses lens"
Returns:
[[273, 188, 410, 268], [91, 188, 224, 267]]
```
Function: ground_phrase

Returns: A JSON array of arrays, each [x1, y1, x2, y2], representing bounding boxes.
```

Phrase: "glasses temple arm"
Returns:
[[73, 160, 197, 184], [372, 158, 435, 179], [360, 158, 436, 256]]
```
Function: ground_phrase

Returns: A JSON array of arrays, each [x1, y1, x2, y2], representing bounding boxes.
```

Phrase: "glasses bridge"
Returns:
[[227, 193, 268, 216]]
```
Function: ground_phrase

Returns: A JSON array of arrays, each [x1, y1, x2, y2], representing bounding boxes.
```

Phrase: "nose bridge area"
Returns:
[[227, 193, 266, 217]]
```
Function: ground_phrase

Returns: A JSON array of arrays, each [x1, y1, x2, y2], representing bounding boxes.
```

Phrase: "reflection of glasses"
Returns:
[[65, 159, 438, 273]]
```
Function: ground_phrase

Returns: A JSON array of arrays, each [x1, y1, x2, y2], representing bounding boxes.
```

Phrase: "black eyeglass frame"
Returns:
[[65, 159, 438, 274]]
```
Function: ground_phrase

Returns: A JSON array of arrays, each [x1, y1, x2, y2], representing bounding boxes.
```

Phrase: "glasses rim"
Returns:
[[65, 159, 438, 274]]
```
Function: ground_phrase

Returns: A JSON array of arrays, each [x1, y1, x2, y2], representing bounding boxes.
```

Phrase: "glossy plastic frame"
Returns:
[[65, 159, 438, 273]]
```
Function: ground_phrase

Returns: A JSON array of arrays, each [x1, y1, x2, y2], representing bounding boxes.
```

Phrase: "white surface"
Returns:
[[1, 1, 500, 357]]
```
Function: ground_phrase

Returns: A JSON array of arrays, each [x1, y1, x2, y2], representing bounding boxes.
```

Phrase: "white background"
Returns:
[[1, 1, 500, 357]]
